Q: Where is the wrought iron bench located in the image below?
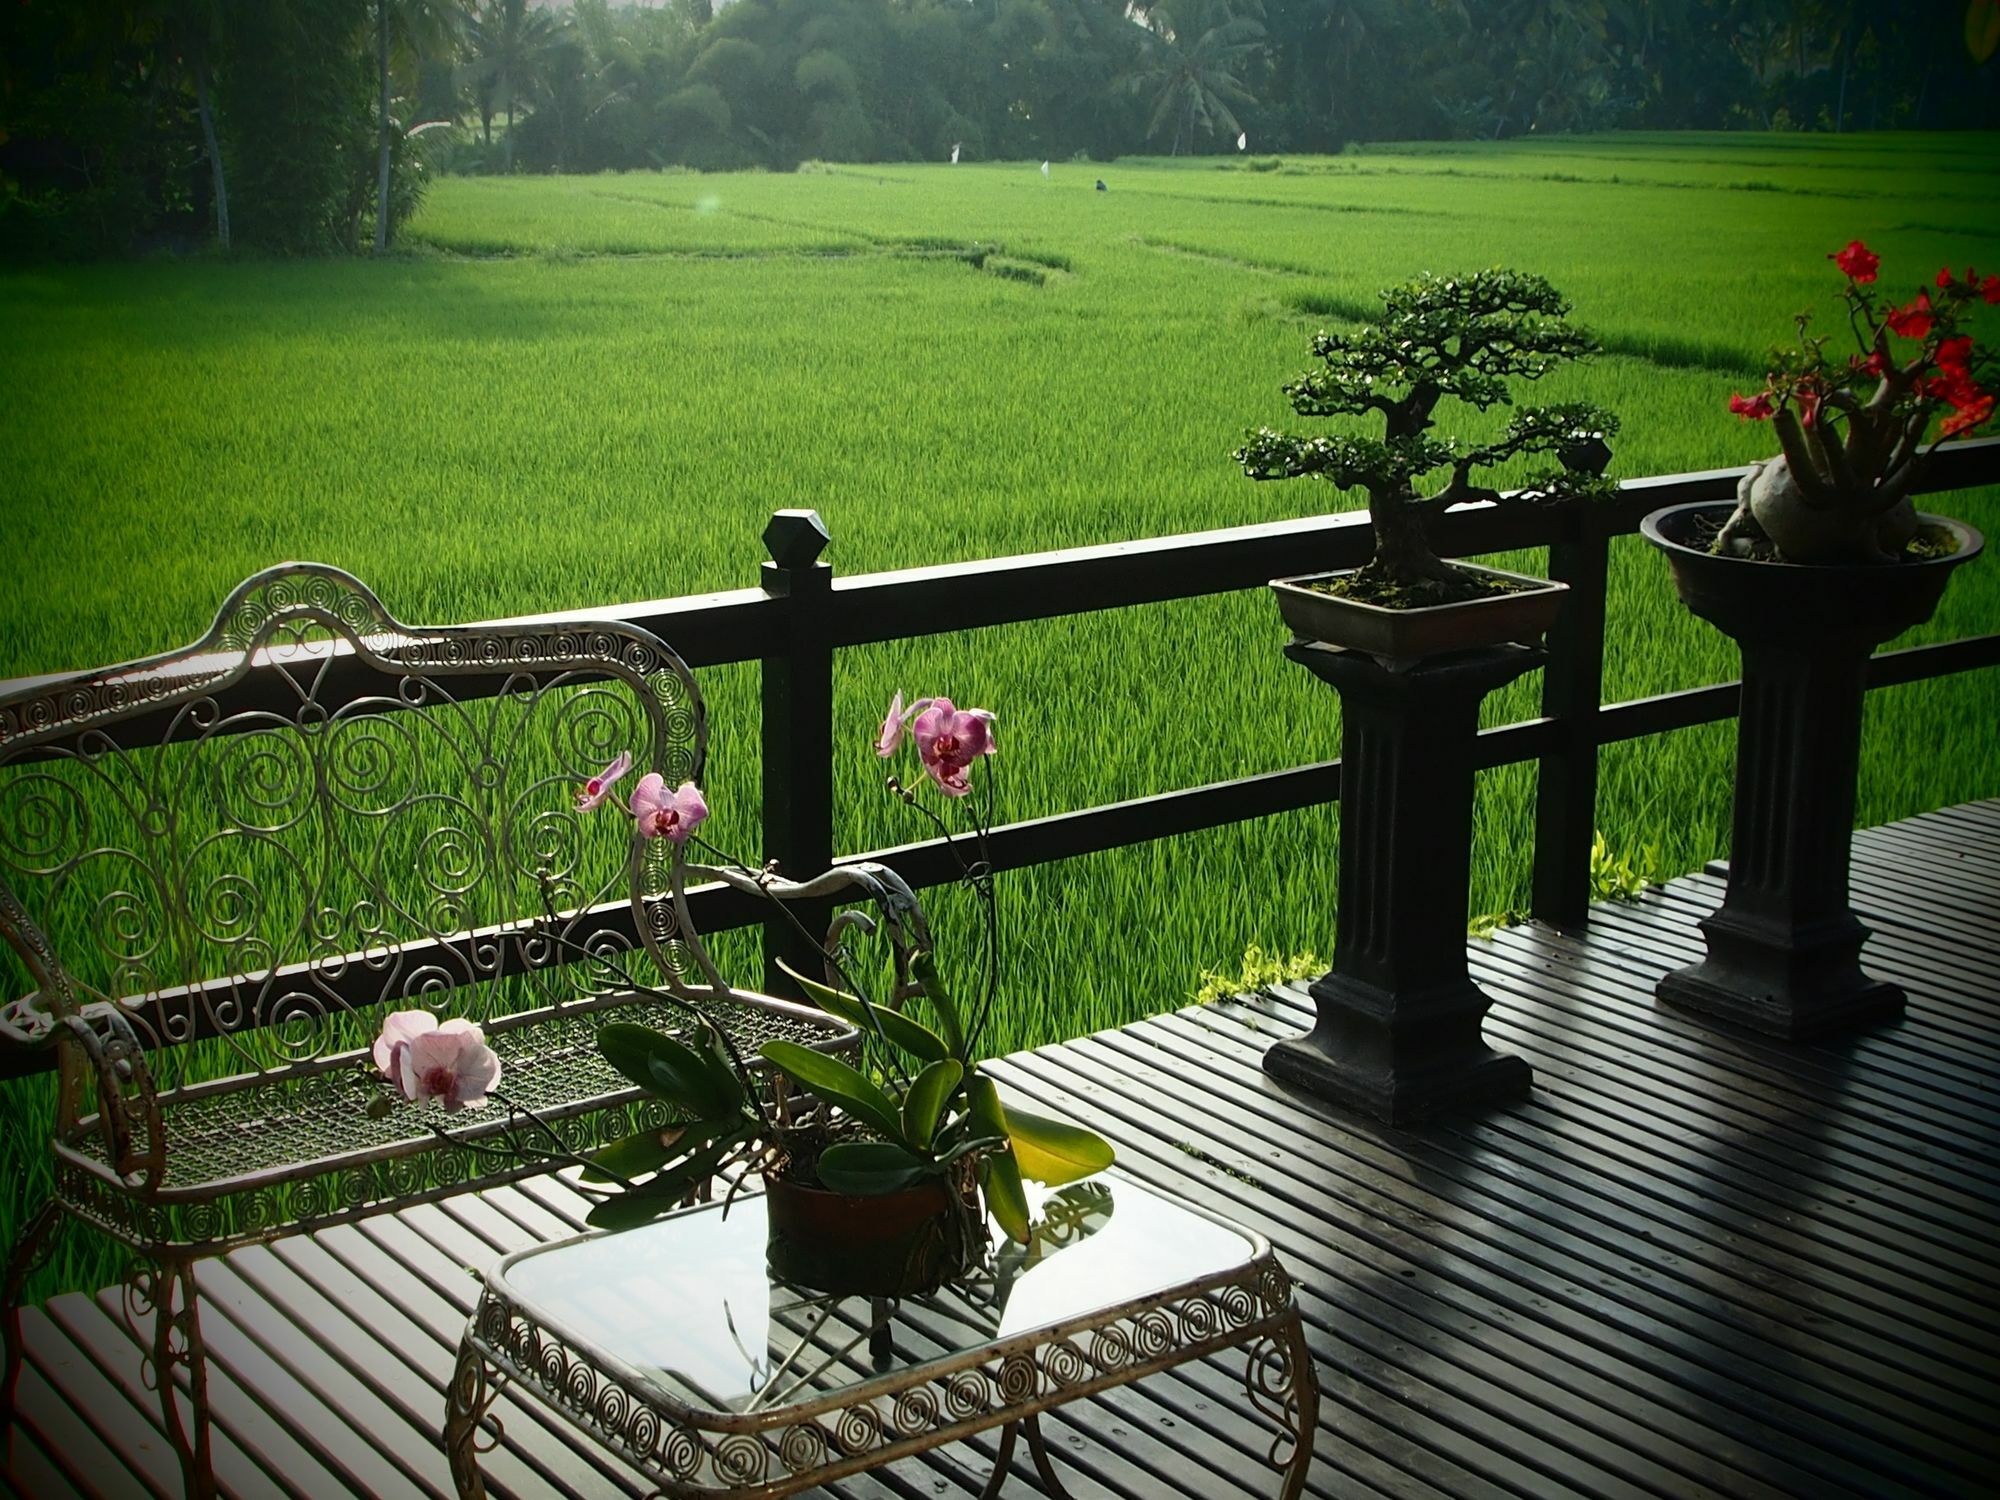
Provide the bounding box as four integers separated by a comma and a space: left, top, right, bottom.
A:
0, 564, 915, 1497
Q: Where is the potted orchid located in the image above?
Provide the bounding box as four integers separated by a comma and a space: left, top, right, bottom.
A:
369, 692, 1112, 1298
1639, 241, 1992, 1039
1237, 268, 1619, 669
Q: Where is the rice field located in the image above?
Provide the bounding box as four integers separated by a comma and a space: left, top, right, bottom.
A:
3, 132, 1998, 1298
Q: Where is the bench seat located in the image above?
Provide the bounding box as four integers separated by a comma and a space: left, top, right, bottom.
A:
51, 986, 832, 1254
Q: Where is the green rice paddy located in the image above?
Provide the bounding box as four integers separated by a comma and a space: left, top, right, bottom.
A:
3, 132, 1997, 1298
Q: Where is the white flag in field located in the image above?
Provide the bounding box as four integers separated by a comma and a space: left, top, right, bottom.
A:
950, 143, 960, 164
1237, 131, 1248, 151
1040, 161, 1050, 177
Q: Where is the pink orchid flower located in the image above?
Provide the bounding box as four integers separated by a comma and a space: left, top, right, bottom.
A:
875, 690, 907, 757
911, 698, 996, 798
575, 750, 633, 812
373, 1009, 436, 1083
374, 1011, 502, 1111
631, 773, 709, 844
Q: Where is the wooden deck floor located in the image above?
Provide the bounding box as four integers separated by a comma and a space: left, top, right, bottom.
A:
7, 800, 1998, 1499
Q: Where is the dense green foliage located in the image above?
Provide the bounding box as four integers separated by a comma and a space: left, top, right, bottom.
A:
2, 136, 1997, 1301
7, 1, 1997, 258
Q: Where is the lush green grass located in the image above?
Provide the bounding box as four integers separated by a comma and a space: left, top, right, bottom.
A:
4, 133, 1997, 1298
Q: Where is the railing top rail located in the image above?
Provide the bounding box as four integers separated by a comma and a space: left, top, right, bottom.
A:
6, 438, 1994, 694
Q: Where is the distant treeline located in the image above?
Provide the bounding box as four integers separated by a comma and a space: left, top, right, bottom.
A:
5, 0, 1996, 259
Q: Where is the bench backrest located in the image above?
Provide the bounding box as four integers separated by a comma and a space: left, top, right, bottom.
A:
0, 563, 708, 1095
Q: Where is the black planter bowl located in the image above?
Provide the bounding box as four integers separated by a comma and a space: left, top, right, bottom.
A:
1270, 563, 1566, 672
1639, 502, 1984, 650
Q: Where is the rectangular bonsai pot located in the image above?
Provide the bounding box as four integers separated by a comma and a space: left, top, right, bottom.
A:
1270, 563, 1568, 671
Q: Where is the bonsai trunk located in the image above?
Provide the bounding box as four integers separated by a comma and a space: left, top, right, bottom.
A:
1365, 489, 1461, 586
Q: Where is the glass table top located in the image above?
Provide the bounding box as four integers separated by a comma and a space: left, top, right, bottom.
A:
490, 1175, 1261, 1417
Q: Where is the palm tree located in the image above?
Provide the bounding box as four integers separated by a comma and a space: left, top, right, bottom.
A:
467, 0, 558, 173
375, 0, 468, 253
1128, 0, 1265, 156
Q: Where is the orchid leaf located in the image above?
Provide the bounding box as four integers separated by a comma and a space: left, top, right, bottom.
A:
760, 1039, 904, 1140
1005, 1103, 1115, 1187
900, 1059, 963, 1150
585, 1136, 733, 1231
777, 959, 950, 1063
579, 1124, 693, 1184
980, 1151, 1030, 1244
816, 1140, 936, 1195
968, 1075, 1030, 1242
911, 952, 966, 1059
597, 1022, 741, 1119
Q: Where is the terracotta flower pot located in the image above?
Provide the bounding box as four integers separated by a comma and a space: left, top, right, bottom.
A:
764, 1173, 983, 1298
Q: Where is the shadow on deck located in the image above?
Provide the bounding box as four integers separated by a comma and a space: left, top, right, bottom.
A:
8, 801, 1998, 1499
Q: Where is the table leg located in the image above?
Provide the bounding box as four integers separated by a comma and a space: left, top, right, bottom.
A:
444, 1338, 506, 1500
976, 1419, 1019, 1500
1246, 1312, 1319, 1500
1022, 1413, 1077, 1498
976, 1415, 1079, 1500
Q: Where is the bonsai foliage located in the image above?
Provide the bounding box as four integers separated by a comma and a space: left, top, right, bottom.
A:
1237, 269, 1620, 604
1718, 242, 1998, 564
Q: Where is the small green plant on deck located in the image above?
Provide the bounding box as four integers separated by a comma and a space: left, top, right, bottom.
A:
1467, 830, 1668, 937
1193, 943, 1324, 1004
1236, 268, 1620, 605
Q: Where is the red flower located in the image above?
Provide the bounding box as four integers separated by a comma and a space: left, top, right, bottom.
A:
1728, 392, 1775, 421
1886, 292, 1934, 339
1850, 350, 1890, 379
1829, 240, 1879, 283
1983, 275, 2000, 306
1936, 336, 1974, 378
1941, 391, 1994, 438
1795, 387, 1822, 429
1937, 266, 1955, 289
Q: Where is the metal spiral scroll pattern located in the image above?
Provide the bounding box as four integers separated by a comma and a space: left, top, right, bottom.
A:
469, 1256, 1292, 1495
0, 561, 703, 1100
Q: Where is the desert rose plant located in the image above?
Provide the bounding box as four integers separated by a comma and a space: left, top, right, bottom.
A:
1236, 268, 1620, 605
1718, 240, 1997, 564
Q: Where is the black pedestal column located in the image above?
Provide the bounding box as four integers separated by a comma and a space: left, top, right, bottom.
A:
1264, 641, 1538, 1124
1655, 636, 1900, 1037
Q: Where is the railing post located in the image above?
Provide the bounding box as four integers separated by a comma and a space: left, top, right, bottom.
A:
1531, 507, 1611, 928
760, 510, 835, 994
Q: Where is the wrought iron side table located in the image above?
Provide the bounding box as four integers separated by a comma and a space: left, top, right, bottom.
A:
444, 1176, 1318, 1498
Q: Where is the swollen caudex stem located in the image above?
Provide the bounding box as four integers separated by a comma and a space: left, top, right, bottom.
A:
1236, 269, 1620, 603
1718, 243, 1998, 565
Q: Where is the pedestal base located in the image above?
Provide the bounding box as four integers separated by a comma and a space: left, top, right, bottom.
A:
1655, 909, 1905, 1039
1264, 973, 1531, 1125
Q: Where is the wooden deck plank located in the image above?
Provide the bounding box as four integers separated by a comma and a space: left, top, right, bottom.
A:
1116, 1007, 1996, 1440
9, 1315, 162, 1500
8, 798, 1999, 1498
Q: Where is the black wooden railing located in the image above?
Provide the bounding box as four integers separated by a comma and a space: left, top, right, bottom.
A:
5, 437, 1996, 1076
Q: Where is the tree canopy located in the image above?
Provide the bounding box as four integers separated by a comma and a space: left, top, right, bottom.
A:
4, 0, 1995, 258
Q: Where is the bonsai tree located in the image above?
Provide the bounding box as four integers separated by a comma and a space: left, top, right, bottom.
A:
1236, 269, 1620, 606
1718, 241, 1996, 565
